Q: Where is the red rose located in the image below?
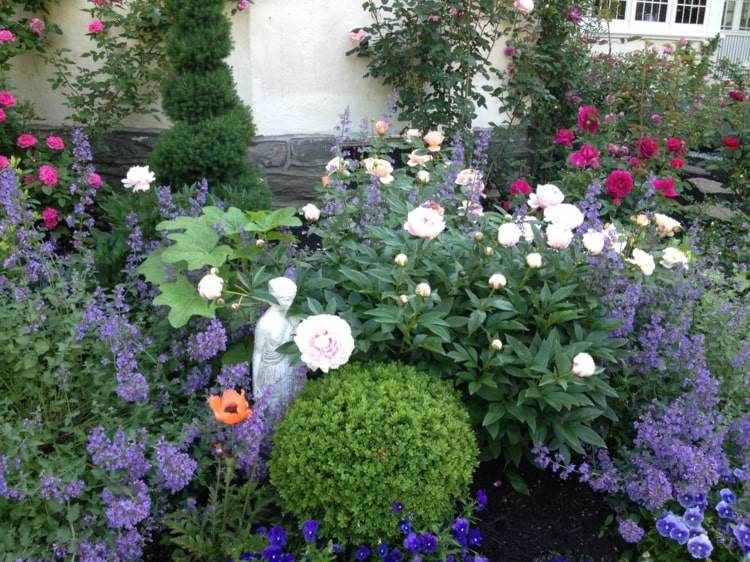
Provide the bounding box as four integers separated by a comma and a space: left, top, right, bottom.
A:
635, 137, 659, 160
42, 207, 59, 230
670, 157, 685, 169
577, 106, 600, 134
627, 157, 643, 169
723, 136, 741, 149
605, 170, 634, 199
665, 137, 686, 154
653, 178, 678, 198
729, 90, 746, 102
510, 178, 531, 196
554, 128, 576, 148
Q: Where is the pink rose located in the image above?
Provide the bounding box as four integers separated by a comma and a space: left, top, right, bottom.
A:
46, 136, 65, 151
653, 178, 678, 198
24, 175, 35, 186
510, 178, 531, 196
0, 155, 9, 169
504, 46, 517, 57
294, 314, 355, 373
566, 5, 582, 23
0, 108, 5, 122
350, 29, 369, 44
665, 137, 686, 154
554, 128, 575, 148
605, 170, 633, 200
569, 151, 587, 169
39, 164, 59, 187
449, 7, 458, 16
17, 134, 38, 149
723, 136, 741, 149
513, 0, 534, 14
650, 113, 662, 124
29, 17, 45, 36
0, 29, 16, 43
88, 20, 105, 34
627, 157, 642, 168
88, 173, 103, 188
42, 207, 59, 230
0, 91, 16, 107
428, 15, 440, 22
635, 136, 659, 159
670, 157, 685, 169
237, 0, 250, 9
577, 106, 600, 134
403, 206, 446, 239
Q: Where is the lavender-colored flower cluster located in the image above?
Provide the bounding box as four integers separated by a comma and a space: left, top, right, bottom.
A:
186, 318, 227, 363
217, 362, 252, 390
153, 437, 197, 494
102, 479, 151, 530
39, 472, 84, 504
87, 426, 151, 481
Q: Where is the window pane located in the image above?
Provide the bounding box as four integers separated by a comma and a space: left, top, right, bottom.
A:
722, 0, 736, 29
595, 0, 627, 19
675, 0, 706, 23
635, 0, 669, 21
741, 0, 750, 29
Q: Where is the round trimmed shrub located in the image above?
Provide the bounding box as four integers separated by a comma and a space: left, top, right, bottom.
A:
269, 362, 479, 545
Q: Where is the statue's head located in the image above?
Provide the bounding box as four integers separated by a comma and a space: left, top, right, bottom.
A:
269, 276, 297, 310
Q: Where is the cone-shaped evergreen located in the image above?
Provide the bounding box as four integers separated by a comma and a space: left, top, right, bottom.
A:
150, 0, 271, 208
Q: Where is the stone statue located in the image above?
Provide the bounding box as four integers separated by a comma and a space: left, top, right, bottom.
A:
252, 276, 302, 419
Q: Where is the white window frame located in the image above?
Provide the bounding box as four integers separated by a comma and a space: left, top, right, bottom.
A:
601, 0, 724, 37
722, 0, 750, 31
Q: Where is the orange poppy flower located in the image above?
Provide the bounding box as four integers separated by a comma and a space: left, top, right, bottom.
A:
208, 389, 252, 425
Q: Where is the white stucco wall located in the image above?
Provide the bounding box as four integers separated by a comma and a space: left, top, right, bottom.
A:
8, 0, 510, 135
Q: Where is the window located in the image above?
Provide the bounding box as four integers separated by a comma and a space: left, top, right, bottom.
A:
722, 0, 737, 28
741, 0, 750, 29
723, 0, 750, 30
635, 0, 670, 21
675, 0, 707, 23
596, 0, 627, 19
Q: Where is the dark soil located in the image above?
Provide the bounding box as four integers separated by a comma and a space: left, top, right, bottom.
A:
473, 461, 627, 562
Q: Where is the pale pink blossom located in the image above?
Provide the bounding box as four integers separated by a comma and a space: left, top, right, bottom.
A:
528, 183, 564, 210
350, 29, 369, 44
403, 206, 446, 239
294, 314, 355, 373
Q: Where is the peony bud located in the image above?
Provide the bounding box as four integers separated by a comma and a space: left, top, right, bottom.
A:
256, 239, 266, 248
484, 246, 495, 257
231, 303, 241, 311
416, 170, 430, 183
489, 273, 507, 290
198, 268, 224, 300
394, 253, 408, 267
374, 120, 389, 136
572, 352, 596, 377
415, 282, 432, 298
302, 203, 320, 222
321, 175, 331, 187
491, 339, 504, 352
526, 253, 543, 269
474, 231, 485, 242
635, 214, 650, 227
399, 294, 409, 304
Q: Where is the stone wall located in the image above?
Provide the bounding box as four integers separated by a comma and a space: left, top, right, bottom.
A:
91, 129, 335, 207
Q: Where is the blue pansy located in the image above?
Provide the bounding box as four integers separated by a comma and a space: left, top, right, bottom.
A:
267, 527, 287, 547
683, 507, 704, 530
720, 488, 737, 505
686, 534, 713, 559
355, 545, 371, 561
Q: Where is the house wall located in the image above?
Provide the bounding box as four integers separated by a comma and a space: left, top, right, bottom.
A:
8, 0, 510, 135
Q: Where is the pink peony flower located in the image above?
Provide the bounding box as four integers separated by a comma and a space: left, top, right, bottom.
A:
569, 152, 587, 169
729, 90, 746, 102
403, 206, 446, 239
17, 134, 38, 149
577, 106, 600, 134
670, 157, 685, 169
723, 136, 741, 149
0, 155, 9, 169
88, 173, 103, 188
294, 314, 355, 373
237, 0, 250, 9
635, 136, 659, 159
566, 5, 582, 23
0, 29, 16, 43
0, 108, 5, 122
38, 164, 58, 187
0, 90, 16, 107
605, 170, 634, 200
678, 37, 689, 46
504, 45, 517, 57
627, 157, 642, 168
428, 15, 440, 21
653, 177, 678, 198
604, 113, 616, 125
29, 17, 45, 36
42, 207, 59, 230
665, 137, 686, 154
88, 19, 105, 34
650, 113, 662, 124
449, 7, 458, 16
514, 0, 534, 14
510, 178, 531, 196
45, 136, 65, 151
554, 128, 575, 148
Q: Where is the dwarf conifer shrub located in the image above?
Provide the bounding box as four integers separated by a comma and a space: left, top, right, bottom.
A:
150, 0, 270, 208
269, 362, 479, 544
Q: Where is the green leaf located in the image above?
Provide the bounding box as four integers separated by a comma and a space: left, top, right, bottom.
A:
468, 310, 487, 335
161, 218, 233, 269
138, 246, 169, 285
245, 208, 302, 233
153, 276, 216, 328
505, 470, 530, 495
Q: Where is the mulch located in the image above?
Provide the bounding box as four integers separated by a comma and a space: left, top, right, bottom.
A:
473, 461, 628, 562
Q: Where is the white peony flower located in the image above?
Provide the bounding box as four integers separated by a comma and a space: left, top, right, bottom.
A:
627, 248, 656, 275
455, 168, 482, 186
122, 165, 156, 192
572, 353, 596, 377
415, 282, 432, 298
489, 273, 507, 290
325, 156, 349, 175
197, 268, 224, 300
528, 184, 564, 210
661, 247, 689, 269
498, 222, 522, 247
404, 128, 422, 143
545, 224, 574, 249
294, 314, 355, 373
363, 157, 395, 184
302, 203, 320, 222
526, 252, 543, 268
654, 213, 682, 237
403, 206, 446, 239
522, 217, 539, 243
582, 231, 606, 255
544, 203, 585, 230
